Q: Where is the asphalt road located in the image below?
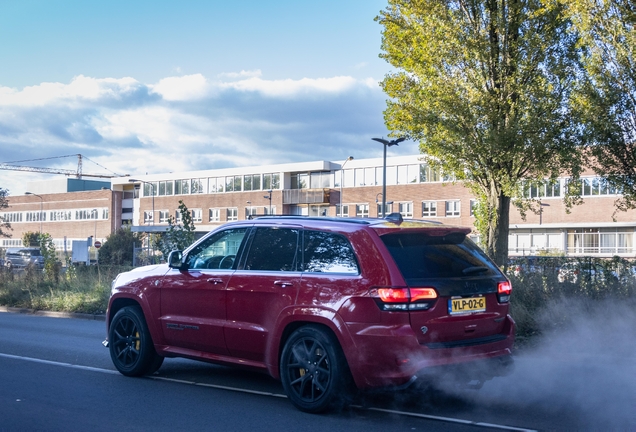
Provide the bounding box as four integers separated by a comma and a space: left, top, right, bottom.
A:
0, 312, 634, 431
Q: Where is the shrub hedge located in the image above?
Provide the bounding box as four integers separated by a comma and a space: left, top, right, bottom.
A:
1, 257, 634, 347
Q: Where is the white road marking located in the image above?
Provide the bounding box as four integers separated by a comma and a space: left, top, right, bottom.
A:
0, 352, 537, 431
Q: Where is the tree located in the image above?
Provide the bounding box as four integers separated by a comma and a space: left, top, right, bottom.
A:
98, 226, 142, 266
38, 233, 60, 282
154, 200, 196, 259
22, 231, 40, 247
377, 0, 583, 265
568, 0, 636, 212
0, 188, 11, 238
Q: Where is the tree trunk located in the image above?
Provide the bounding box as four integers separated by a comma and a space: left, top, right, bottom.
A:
486, 186, 511, 267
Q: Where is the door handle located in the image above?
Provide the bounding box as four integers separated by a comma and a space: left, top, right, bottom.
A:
274, 280, 293, 288
207, 278, 223, 285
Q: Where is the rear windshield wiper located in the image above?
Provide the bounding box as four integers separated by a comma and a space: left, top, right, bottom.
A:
462, 266, 490, 275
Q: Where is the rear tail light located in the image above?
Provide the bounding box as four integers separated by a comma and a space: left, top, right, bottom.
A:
497, 281, 512, 303
373, 287, 438, 311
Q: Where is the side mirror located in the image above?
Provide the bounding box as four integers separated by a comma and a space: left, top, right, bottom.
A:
168, 251, 184, 269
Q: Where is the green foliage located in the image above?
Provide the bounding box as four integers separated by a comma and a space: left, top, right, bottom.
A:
0, 188, 10, 238
22, 231, 40, 247
507, 255, 635, 344
98, 226, 142, 266
566, 0, 636, 213
38, 233, 60, 283
64, 255, 77, 281
377, 0, 583, 265
154, 200, 196, 259
0, 264, 127, 314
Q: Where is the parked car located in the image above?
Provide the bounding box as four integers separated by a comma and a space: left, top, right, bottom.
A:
104, 214, 515, 412
4, 247, 44, 271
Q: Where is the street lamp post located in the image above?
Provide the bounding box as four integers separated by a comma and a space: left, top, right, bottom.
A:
339, 156, 354, 216
371, 137, 405, 217
263, 190, 273, 215
25, 192, 43, 233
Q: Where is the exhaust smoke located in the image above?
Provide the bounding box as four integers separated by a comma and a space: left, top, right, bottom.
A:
465, 297, 636, 430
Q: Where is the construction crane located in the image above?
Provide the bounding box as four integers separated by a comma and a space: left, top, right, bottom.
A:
0, 154, 126, 178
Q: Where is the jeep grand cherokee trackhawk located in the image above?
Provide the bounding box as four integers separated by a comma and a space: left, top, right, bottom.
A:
104, 214, 515, 413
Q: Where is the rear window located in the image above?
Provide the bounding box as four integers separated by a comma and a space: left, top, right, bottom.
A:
380, 232, 499, 281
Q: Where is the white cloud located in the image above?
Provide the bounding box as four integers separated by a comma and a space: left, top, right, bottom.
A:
150, 74, 209, 101
0, 71, 393, 196
218, 76, 360, 98
217, 69, 263, 80
0, 75, 142, 107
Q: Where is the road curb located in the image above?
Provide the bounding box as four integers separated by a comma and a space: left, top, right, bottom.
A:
0, 306, 106, 321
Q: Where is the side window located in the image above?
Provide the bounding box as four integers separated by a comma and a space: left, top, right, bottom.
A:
186, 228, 248, 270
244, 227, 300, 271
303, 230, 359, 274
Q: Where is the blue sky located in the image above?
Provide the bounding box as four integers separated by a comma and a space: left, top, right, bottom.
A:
0, 0, 418, 195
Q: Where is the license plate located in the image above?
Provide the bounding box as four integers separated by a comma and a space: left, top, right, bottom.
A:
448, 296, 486, 315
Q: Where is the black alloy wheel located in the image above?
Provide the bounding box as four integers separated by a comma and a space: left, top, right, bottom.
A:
109, 306, 163, 376
280, 325, 350, 413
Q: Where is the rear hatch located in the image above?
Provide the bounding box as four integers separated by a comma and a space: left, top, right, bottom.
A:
378, 229, 510, 346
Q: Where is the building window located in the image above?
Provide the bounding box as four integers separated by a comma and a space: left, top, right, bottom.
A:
175, 179, 190, 195
291, 173, 309, 189
398, 202, 413, 218
143, 182, 158, 197
144, 211, 154, 224
470, 200, 477, 217
159, 210, 170, 223
356, 204, 369, 218
309, 205, 329, 217
445, 200, 460, 217
191, 209, 202, 223
209, 208, 220, 222
342, 169, 355, 188
227, 208, 238, 221
209, 177, 224, 193
523, 179, 564, 198
422, 201, 437, 217
191, 179, 205, 194
263, 173, 280, 190
245, 206, 258, 218
26, 211, 46, 222
336, 204, 349, 217
419, 164, 441, 183
50, 210, 72, 221
376, 203, 393, 216
243, 175, 253, 191
264, 206, 276, 215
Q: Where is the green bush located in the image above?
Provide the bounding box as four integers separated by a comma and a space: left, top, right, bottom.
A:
507, 256, 636, 346
0, 264, 131, 314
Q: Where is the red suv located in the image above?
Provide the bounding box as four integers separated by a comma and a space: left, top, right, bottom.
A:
105, 214, 515, 412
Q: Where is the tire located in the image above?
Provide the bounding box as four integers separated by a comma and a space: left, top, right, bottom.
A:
108, 306, 163, 377
280, 325, 352, 413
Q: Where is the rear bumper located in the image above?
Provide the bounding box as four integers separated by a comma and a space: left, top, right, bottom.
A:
346, 314, 515, 389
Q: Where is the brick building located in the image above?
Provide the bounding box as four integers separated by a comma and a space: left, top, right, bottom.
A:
2, 154, 635, 257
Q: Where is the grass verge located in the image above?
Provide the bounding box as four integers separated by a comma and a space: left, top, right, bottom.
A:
0, 265, 131, 315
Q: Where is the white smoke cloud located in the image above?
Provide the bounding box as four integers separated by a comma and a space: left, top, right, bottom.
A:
466, 297, 636, 430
